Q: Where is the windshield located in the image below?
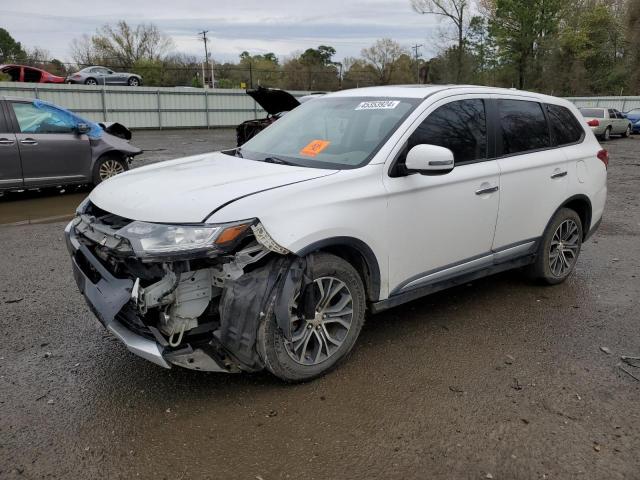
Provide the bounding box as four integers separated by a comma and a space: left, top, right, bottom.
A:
579, 108, 604, 118
238, 97, 419, 169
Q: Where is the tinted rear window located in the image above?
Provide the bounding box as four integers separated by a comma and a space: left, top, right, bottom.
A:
546, 104, 585, 146
579, 108, 604, 118
499, 100, 550, 156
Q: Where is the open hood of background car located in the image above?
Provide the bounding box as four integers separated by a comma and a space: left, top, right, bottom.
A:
89, 151, 338, 223
246, 86, 300, 116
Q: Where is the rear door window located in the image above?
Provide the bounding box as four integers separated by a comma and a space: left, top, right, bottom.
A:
546, 104, 585, 146
498, 99, 550, 156
608, 109, 616, 119
408, 99, 487, 164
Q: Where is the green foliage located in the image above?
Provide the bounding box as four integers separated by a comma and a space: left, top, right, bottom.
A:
0, 71, 11, 82
0, 27, 26, 63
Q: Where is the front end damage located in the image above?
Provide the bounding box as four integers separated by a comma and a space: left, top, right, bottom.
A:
65, 201, 308, 372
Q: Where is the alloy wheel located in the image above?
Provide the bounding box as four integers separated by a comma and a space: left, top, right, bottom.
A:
549, 219, 580, 277
285, 276, 354, 366
86, 79, 97, 86
99, 159, 125, 180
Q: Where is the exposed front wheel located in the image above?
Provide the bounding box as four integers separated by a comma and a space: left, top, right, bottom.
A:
527, 208, 583, 285
257, 253, 366, 382
92, 155, 128, 185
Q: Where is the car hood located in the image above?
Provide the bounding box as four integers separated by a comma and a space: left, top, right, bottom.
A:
89, 151, 338, 223
247, 87, 300, 115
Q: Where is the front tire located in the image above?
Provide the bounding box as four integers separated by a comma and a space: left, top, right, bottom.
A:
92, 155, 128, 185
257, 253, 366, 382
528, 208, 583, 285
624, 124, 631, 138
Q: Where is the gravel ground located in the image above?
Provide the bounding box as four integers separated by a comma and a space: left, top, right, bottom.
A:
0, 130, 639, 480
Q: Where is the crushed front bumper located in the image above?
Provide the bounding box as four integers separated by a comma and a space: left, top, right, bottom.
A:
65, 220, 228, 372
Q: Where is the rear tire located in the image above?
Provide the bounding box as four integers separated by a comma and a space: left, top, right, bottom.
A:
602, 127, 611, 141
84, 78, 98, 86
257, 253, 366, 382
527, 208, 583, 285
127, 77, 140, 86
92, 154, 128, 185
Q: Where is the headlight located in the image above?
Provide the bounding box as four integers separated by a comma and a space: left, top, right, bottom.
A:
117, 220, 254, 257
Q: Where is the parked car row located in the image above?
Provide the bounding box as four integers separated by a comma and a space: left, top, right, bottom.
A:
579, 107, 632, 140
1, 64, 143, 86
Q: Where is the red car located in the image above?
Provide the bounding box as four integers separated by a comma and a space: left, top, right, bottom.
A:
0, 64, 65, 83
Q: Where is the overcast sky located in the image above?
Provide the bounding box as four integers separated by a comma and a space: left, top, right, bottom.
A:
1, 0, 446, 64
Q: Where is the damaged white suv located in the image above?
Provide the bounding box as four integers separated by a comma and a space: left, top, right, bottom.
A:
66, 86, 607, 381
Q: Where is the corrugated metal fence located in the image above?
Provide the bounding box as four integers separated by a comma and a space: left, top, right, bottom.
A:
2, 82, 639, 129
566, 96, 640, 111
0, 82, 311, 129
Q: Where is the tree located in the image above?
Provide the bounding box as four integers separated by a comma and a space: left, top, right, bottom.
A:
71, 21, 173, 68
411, 0, 469, 82
485, 0, 564, 89
361, 38, 407, 84
0, 28, 26, 63
627, 0, 640, 93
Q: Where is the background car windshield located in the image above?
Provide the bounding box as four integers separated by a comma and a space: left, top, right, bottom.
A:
240, 97, 418, 168
579, 108, 604, 118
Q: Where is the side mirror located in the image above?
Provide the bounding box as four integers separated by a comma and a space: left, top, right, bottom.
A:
75, 122, 91, 135
405, 144, 455, 174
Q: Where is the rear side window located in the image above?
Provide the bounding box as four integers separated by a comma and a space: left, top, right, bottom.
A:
409, 99, 487, 164
498, 99, 550, 155
579, 108, 604, 118
0, 104, 8, 132
546, 104, 585, 146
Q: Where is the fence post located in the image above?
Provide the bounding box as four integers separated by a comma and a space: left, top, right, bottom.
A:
157, 90, 162, 130
205, 89, 210, 129
101, 88, 107, 121
622, 98, 627, 113
34, 86, 39, 99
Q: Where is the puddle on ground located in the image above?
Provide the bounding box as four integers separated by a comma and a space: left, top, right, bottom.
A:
0, 187, 89, 226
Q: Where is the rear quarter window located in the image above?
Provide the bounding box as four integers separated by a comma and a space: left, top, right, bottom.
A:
546, 104, 585, 146
498, 99, 550, 156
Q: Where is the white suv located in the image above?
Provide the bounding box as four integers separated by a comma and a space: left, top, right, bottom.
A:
66, 86, 607, 381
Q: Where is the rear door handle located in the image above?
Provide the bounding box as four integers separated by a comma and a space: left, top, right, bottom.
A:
551, 171, 567, 179
0, 138, 15, 145
20, 138, 38, 145
475, 185, 499, 195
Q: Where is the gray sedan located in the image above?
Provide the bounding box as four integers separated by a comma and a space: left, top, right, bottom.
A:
66, 66, 143, 86
0, 97, 142, 190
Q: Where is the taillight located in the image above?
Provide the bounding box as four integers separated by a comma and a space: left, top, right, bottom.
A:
597, 149, 609, 169
587, 119, 600, 127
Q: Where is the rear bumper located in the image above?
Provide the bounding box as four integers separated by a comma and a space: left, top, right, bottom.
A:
65, 221, 227, 372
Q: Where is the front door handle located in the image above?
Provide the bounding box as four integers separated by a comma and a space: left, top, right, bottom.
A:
20, 138, 38, 145
0, 138, 15, 145
475, 185, 499, 195
551, 171, 567, 179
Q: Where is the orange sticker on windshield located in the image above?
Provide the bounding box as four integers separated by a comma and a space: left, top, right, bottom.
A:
300, 139, 330, 157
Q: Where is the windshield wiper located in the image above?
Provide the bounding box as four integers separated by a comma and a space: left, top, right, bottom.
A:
263, 156, 295, 165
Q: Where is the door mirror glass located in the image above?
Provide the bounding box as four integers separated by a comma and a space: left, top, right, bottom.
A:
405, 144, 455, 174
76, 122, 91, 134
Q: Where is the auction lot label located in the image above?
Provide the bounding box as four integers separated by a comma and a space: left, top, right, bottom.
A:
355, 100, 400, 110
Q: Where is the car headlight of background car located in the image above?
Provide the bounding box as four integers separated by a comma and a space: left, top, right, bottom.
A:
117, 220, 255, 257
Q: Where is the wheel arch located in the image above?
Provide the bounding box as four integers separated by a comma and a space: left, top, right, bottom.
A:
295, 237, 381, 302
557, 194, 592, 238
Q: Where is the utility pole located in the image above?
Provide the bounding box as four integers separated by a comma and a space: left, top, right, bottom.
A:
411, 44, 423, 84
199, 30, 210, 88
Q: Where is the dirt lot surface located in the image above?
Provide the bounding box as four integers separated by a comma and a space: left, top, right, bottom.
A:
1, 129, 639, 479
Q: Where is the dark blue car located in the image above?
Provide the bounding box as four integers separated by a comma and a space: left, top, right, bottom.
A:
624, 108, 640, 133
